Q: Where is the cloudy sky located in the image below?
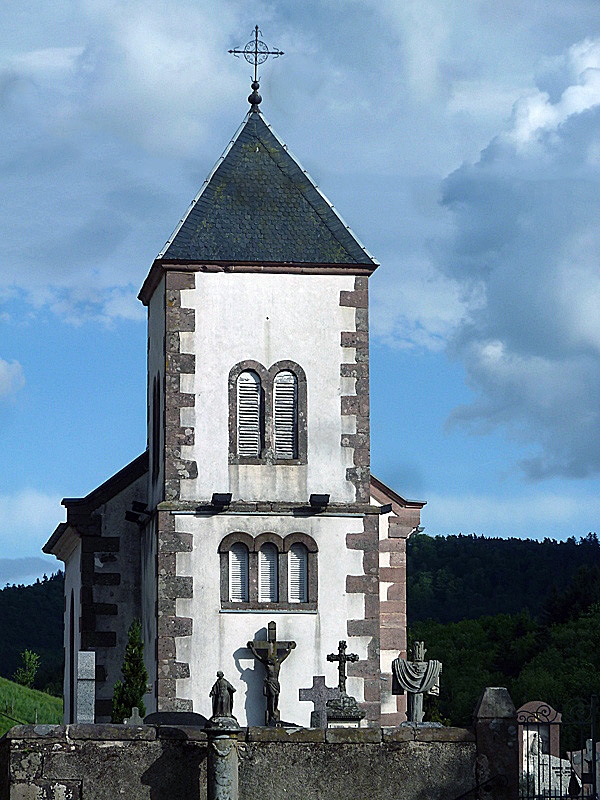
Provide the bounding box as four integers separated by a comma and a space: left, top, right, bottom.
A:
2, 0, 600, 585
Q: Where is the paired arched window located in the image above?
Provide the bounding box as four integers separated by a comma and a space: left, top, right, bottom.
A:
229, 361, 306, 464
220, 533, 316, 610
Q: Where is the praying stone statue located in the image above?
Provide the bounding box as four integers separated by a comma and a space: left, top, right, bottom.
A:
392, 641, 442, 724
210, 671, 236, 719
248, 621, 296, 726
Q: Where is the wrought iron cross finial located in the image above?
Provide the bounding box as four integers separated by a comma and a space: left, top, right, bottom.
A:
229, 26, 284, 111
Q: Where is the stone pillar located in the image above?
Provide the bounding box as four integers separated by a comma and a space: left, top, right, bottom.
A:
474, 687, 518, 800
206, 721, 241, 800
76, 651, 96, 724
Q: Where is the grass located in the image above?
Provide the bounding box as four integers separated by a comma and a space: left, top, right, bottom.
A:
0, 676, 62, 736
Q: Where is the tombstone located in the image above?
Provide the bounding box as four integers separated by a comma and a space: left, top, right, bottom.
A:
299, 676, 340, 728
124, 707, 144, 726
75, 651, 95, 724
391, 641, 442, 724
325, 641, 365, 728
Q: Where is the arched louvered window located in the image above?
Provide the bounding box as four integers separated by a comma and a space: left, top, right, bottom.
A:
237, 370, 262, 457
229, 543, 249, 602
273, 370, 298, 459
258, 543, 279, 603
288, 543, 308, 603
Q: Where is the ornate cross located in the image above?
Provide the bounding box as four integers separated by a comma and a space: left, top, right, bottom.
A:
229, 26, 284, 83
327, 640, 359, 695
229, 26, 284, 111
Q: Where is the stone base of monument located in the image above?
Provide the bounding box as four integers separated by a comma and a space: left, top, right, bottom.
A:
206, 715, 241, 732
326, 692, 366, 728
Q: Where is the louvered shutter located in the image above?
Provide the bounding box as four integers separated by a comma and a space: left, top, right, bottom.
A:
288, 543, 308, 603
258, 543, 279, 602
274, 371, 298, 459
229, 543, 249, 602
237, 371, 261, 457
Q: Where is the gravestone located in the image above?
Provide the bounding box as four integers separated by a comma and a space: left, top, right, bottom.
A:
392, 641, 442, 724
325, 641, 365, 728
76, 651, 96, 724
299, 676, 340, 728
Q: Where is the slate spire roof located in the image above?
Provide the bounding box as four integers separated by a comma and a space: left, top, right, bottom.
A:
157, 111, 378, 268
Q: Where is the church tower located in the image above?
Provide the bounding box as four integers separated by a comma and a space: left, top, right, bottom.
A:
45, 50, 424, 728
138, 84, 386, 724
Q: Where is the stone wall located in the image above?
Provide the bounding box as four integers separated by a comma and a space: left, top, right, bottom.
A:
1, 724, 475, 800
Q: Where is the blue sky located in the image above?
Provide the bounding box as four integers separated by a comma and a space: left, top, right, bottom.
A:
2, 0, 600, 585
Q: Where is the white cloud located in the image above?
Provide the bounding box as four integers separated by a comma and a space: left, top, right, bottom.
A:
0, 490, 63, 559
440, 36, 600, 479
0, 358, 24, 398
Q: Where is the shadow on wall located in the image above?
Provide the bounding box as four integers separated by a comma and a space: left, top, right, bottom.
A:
234, 631, 267, 727
141, 741, 207, 800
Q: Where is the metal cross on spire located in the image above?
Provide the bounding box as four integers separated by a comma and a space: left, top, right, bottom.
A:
229, 25, 284, 111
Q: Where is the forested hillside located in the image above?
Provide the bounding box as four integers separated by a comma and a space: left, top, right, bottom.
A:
408, 534, 600, 726
407, 532, 600, 623
0, 572, 63, 695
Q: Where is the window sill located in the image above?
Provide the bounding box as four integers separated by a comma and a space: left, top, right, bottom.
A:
221, 602, 317, 613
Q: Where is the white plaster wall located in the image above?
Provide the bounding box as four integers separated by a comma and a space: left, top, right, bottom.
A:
174, 512, 369, 727
147, 277, 165, 509
178, 272, 357, 503
63, 541, 82, 724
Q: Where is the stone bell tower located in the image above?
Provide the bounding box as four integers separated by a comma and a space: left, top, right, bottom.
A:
136, 48, 389, 723
45, 31, 424, 729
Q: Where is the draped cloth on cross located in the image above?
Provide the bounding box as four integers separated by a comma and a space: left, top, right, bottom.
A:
392, 642, 442, 724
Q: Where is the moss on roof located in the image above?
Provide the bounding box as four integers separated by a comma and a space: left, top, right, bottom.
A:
162, 113, 376, 266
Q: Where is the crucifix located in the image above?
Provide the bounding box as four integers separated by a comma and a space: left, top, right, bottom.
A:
247, 621, 296, 726
229, 26, 284, 111
327, 640, 359, 694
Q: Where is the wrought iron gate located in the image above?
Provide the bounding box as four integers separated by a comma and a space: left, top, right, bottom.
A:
518, 696, 598, 799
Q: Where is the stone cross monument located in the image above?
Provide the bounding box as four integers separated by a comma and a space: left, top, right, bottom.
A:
325, 640, 365, 727
247, 621, 296, 726
392, 641, 442, 724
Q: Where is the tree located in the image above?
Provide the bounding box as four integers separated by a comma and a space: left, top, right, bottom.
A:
111, 620, 149, 723
12, 649, 40, 688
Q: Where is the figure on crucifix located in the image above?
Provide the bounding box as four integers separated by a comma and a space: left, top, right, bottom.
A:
247, 621, 296, 726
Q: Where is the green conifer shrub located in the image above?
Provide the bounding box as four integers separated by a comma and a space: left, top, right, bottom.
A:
111, 619, 148, 723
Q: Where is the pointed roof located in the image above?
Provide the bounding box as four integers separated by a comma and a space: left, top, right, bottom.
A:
157, 111, 378, 268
